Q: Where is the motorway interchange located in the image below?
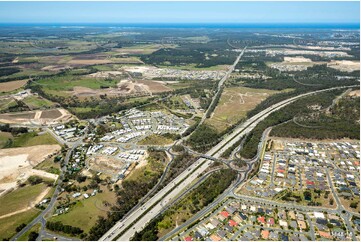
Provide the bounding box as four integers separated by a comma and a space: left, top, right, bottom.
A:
8, 46, 359, 241
100, 84, 359, 241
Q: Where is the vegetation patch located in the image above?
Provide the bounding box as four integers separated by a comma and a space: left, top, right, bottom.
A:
5, 131, 58, 148
137, 134, 174, 146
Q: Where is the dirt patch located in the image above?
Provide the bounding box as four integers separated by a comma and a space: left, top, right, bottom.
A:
137, 80, 172, 93
348, 90, 360, 97
40, 109, 62, 119
284, 56, 313, 63
87, 156, 126, 176
0, 108, 73, 125
0, 80, 27, 92
41, 65, 71, 72
327, 60, 360, 72
0, 145, 60, 194
271, 139, 285, 150
0, 112, 35, 120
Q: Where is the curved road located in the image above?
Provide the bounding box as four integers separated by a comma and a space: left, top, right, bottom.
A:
100, 84, 358, 241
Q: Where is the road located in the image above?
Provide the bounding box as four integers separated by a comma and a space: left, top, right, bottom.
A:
11, 139, 83, 241
199, 47, 246, 125
100, 84, 358, 241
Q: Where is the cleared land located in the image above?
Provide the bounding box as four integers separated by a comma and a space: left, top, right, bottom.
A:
0, 144, 60, 195
327, 60, 360, 72
0, 108, 73, 125
0, 80, 27, 92
206, 86, 280, 132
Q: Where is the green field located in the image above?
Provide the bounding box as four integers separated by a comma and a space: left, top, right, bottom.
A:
0, 98, 18, 111
17, 223, 41, 241
22, 95, 56, 109
0, 209, 40, 240
7, 132, 58, 148
48, 188, 116, 234
0, 183, 48, 217
33, 75, 119, 92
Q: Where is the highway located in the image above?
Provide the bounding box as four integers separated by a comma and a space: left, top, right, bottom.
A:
100, 84, 358, 241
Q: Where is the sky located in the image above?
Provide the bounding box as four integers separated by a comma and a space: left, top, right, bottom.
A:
0, 1, 359, 24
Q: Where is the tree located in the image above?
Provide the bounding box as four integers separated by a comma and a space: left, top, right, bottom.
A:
15, 223, 26, 232
28, 176, 43, 185
28, 231, 39, 241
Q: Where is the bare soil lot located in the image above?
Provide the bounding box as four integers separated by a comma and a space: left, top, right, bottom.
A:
87, 156, 125, 176
327, 60, 360, 72
40, 109, 62, 119
0, 145, 60, 195
137, 80, 172, 93
0, 108, 73, 125
0, 80, 27, 92
348, 89, 360, 97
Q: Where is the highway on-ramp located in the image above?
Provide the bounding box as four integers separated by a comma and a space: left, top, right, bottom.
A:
100, 85, 358, 241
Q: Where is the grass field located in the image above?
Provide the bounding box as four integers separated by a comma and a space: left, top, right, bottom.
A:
206, 86, 281, 132
0, 98, 18, 112
116, 44, 177, 55
33, 75, 119, 93
137, 134, 173, 146
0, 131, 13, 148
0, 183, 48, 217
0, 209, 40, 240
17, 223, 41, 241
7, 132, 58, 148
48, 187, 116, 234
22, 95, 56, 110
158, 64, 229, 71
34, 154, 61, 175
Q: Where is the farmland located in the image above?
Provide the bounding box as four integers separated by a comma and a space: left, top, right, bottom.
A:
0, 80, 27, 93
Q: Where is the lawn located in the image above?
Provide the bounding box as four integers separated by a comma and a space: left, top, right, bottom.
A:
0, 209, 40, 240
0, 183, 48, 217
48, 188, 116, 234
7, 132, 58, 148
205, 86, 281, 132
17, 223, 41, 241
137, 134, 173, 146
